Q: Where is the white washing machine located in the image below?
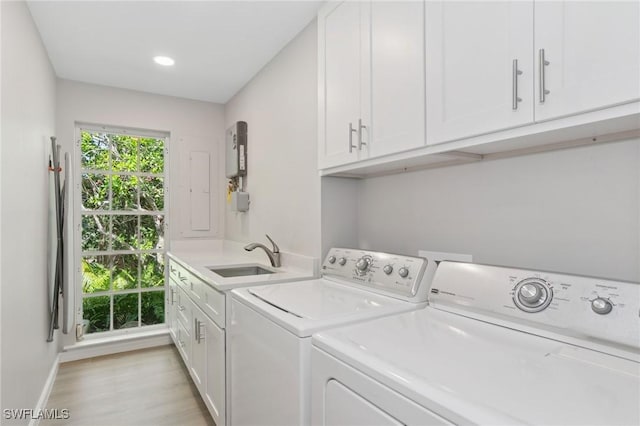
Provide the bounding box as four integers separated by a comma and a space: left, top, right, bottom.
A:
312, 261, 640, 425
229, 248, 438, 425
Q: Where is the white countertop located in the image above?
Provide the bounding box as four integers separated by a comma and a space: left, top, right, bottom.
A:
167, 239, 319, 292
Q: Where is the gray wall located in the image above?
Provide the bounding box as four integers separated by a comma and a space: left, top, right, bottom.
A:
223, 20, 320, 258
1, 2, 61, 421
356, 139, 640, 282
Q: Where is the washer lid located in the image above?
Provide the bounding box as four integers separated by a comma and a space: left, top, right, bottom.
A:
232, 279, 420, 337
312, 307, 640, 425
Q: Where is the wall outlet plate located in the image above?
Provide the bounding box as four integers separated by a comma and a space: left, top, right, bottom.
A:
231, 191, 250, 212
418, 250, 472, 263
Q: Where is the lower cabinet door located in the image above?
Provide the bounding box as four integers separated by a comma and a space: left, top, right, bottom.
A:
176, 321, 191, 365
191, 307, 226, 426
167, 280, 178, 340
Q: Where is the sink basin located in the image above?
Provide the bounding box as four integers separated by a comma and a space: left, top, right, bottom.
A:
208, 265, 275, 278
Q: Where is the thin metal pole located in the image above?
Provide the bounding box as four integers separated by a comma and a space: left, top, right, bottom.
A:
47, 137, 63, 342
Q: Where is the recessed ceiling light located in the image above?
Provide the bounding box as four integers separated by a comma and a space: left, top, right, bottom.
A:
153, 56, 175, 66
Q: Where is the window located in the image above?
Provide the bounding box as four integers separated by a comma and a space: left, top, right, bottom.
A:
77, 128, 167, 335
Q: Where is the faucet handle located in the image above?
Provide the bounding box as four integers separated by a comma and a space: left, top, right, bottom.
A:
265, 234, 279, 253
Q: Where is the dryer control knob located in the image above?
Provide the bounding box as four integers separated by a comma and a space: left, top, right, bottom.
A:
513, 278, 552, 313
338, 257, 347, 266
398, 267, 409, 278
383, 265, 393, 275
328, 255, 336, 264
519, 283, 543, 304
591, 298, 613, 315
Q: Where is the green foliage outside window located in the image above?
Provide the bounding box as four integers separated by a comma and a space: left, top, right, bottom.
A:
80, 131, 166, 334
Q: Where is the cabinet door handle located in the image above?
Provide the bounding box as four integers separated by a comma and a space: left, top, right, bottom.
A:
357, 118, 367, 149
512, 59, 523, 110
538, 49, 550, 103
194, 318, 204, 343
170, 289, 175, 305
348, 123, 357, 153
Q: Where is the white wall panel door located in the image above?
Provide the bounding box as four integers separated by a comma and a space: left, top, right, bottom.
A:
425, 1, 534, 145
320, 1, 362, 168
534, 1, 640, 121
368, 1, 425, 158
189, 151, 210, 231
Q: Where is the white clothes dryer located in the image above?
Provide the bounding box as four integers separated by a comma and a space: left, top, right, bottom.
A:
229, 248, 438, 425
311, 261, 640, 425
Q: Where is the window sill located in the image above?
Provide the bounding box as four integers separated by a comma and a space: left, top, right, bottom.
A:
61, 327, 171, 362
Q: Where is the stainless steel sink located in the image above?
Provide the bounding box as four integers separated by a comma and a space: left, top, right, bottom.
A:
208, 265, 276, 278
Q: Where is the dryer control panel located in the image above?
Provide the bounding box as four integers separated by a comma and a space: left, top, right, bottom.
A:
321, 248, 428, 303
429, 261, 640, 356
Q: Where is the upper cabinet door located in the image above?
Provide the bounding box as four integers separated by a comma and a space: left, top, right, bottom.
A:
319, 1, 362, 169
425, 1, 534, 145
367, 1, 426, 158
534, 1, 640, 121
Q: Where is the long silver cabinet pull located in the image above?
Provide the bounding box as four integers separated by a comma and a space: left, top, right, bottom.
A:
539, 49, 550, 103
194, 318, 204, 343
348, 123, 357, 153
170, 289, 175, 305
512, 59, 523, 110
358, 118, 367, 149
198, 321, 204, 343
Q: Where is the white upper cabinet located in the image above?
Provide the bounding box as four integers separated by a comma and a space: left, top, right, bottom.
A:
319, 1, 640, 176
368, 1, 425, 158
319, 1, 426, 168
320, 1, 363, 168
425, 1, 534, 145
534, 1, 640, 121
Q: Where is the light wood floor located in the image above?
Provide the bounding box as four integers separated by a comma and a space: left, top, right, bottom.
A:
43, 345, 214, 426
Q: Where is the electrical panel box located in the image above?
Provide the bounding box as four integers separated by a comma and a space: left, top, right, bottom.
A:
226, 121, 247, 178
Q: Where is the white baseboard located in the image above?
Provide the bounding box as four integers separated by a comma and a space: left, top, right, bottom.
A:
60, 329, 172, 363
28, 353, 60, 426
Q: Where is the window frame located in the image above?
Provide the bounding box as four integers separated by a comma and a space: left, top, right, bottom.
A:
74, 123, 170, 339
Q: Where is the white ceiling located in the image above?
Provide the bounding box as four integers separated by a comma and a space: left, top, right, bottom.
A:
27, 1, 322, 104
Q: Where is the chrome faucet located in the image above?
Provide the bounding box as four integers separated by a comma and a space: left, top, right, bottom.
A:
244, 234, 281, 268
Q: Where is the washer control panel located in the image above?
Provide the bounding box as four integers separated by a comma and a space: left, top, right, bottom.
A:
429, 262, 640, 352
321, 248, 428, 301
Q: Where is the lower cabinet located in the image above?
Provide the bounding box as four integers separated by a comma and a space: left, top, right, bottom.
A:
191, 304, 226, 426
168, 260, 226, 426
167, 279, 179, 340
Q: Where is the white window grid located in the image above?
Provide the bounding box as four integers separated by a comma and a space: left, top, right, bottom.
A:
75, 125, 170, 336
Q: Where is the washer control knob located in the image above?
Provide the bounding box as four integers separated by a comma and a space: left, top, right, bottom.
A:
355, 257, 371, 272
398, 267, 409, 278
591, 298, 613, 315
328, 255, 336, 264
338, 257, 347, 266
383, 265, 394, 275
519, 283, 543, 304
